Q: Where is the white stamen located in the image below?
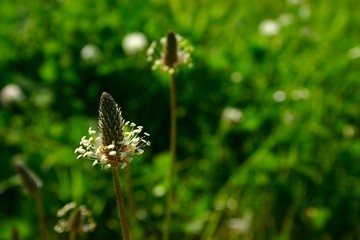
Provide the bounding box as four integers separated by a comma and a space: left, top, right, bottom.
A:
88, 127, 96, 135
121, 163, 128, 169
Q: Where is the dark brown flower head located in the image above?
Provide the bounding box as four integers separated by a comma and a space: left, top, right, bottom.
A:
99, 92, 124, 147
75, 92, 150, 169
164, 31, 178, 69
15, 160, 43, 194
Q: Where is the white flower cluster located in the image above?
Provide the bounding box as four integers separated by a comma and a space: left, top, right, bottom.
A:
75, 122, 150, 169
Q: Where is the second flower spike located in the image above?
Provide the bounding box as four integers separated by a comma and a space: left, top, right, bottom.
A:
75, 92, 150, 169
147, 31, 193, 74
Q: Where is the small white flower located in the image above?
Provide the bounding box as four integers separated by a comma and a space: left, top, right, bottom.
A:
278, 13, 294, 26
283, 111, 295, 125
291, 88, 310, 100
230, 72, 243, 83
299, 5, 311, 20
226, 211, 252, 234
258, 19, 280, 36
122, 32, 148, 55
80, 44, 101, 63
0, 84, 24, 107
348, 46, 360, 59
343, 125, 356, 138
222, 107, 243, 124
273, 90, 286, 102
152, 184, 166, 197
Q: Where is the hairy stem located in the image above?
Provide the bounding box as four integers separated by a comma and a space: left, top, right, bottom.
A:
33, 191, 46, 240
112, 167, 131, 240
163, 72, 177, 240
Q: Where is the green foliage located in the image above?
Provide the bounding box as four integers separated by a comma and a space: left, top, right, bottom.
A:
1, 0, 359, 239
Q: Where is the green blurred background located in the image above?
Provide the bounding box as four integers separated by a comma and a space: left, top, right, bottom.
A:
0, 0, 359, 239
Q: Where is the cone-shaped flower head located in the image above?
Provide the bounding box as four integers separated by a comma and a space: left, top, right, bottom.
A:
164, 32, 178, 69
147, 31, 193, 74
15, 160, 43, 194
75, 92, 150, 169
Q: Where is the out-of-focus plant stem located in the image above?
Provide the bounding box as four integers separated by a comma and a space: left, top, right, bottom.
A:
33, 191, 47, 240
163, 72, 177, 240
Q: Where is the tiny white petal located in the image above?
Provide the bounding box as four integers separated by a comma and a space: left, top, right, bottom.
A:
109, 151, 117, 156
108, 144, 115, 149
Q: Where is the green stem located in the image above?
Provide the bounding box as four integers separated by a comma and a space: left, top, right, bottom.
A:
33, 191, 46, 240
163, 72, 177, 240
69, 230, 77, 240
111, 167, 131, 240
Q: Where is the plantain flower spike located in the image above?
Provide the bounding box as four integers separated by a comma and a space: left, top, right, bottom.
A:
147, 31, 193, 74
75, 92, 150, 169
54, 202, 96, 234
15, 160, 43, 194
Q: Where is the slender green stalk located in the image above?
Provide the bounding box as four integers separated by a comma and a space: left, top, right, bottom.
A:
163, 72, 177, 240
111, 166, 131, 240
69, 230, 77, 240
33, 191, 46, 240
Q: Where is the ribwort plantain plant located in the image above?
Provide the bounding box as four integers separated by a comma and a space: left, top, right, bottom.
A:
15, 160, 46, 240
75, 92, 150, 240
148, 31, 193, 240
54, 202, 96, 240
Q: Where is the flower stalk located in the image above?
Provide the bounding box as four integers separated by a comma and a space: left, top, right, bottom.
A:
163, 71, 177, 240
112, 166, 131, 240
15, 161, 46, 240
148, 31, 193, 240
